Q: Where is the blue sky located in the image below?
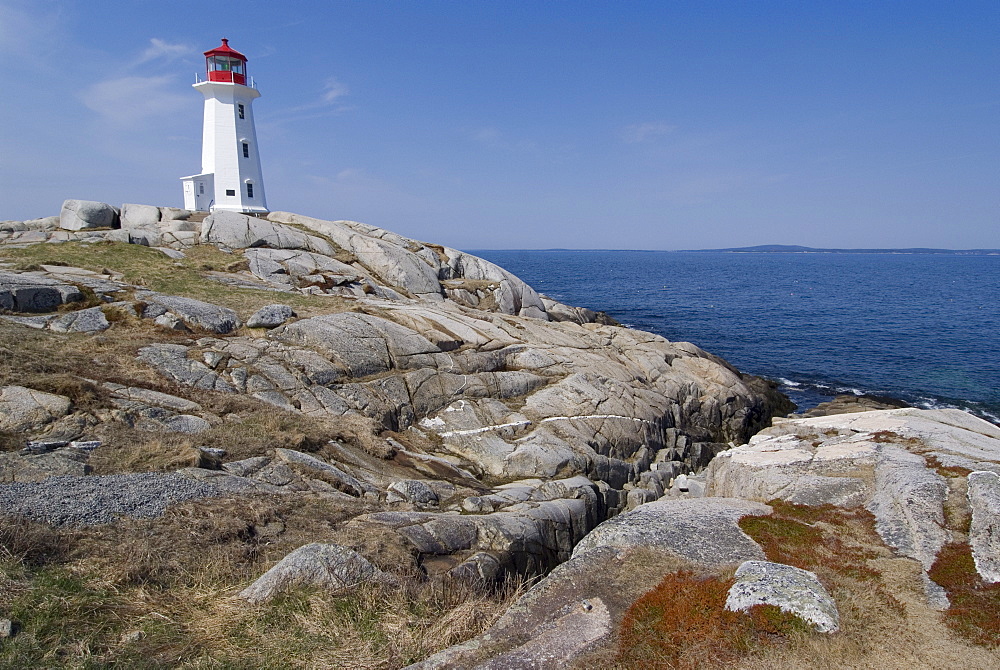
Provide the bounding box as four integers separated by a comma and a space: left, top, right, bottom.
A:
1, 0, 997, 250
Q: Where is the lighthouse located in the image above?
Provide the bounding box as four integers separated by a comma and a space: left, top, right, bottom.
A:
180, 39, 268, 214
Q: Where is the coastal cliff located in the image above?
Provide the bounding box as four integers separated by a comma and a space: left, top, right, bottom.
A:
1, 202, 998, 668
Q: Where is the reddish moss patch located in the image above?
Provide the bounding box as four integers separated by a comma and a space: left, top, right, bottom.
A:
929, 542, 1000, 646
924, 455, 973, 478
617, 570, 807, 668
739, 502, 881, 576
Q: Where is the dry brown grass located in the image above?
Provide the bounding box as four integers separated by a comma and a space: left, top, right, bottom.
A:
0, 492, 522, 668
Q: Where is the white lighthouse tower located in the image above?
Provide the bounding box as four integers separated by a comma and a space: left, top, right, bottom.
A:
180, 39, 268, 214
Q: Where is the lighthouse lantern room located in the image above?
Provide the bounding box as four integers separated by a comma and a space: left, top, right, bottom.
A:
180, 39, 268, 214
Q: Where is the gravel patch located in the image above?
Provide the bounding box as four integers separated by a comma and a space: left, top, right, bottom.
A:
0, 472, 226, 526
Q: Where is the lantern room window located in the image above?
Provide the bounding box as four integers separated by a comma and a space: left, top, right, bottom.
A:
204, 39, 248, 84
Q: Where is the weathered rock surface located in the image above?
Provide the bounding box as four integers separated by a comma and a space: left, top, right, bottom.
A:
59, 199, 118, 231
240, 543, 390, 604
968, 470, 1000, 583
49, 306, 111, 333
0, 386, 72, 433
0, 271, 84, 312
725, 560, 840, 633
120, 203, 161, 228
0, 203, 807, 665
572, 497, 770, 566
706, 408, 1000, 600
246, 303, 296, 328
138, 292, 241, 334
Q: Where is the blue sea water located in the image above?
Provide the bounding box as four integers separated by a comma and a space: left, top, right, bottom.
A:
471, 250, 1000, 423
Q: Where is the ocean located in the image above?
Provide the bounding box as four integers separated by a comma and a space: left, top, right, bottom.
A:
471, 250, 1000, 423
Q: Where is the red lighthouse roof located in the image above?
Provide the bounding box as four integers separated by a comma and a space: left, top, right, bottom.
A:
204, 38, 247, 61
204, 38, 248, 85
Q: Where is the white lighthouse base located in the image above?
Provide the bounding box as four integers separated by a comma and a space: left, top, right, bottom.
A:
180, 173, 214, 212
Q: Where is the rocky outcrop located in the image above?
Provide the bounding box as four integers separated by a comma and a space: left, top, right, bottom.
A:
0, 201, 803, 665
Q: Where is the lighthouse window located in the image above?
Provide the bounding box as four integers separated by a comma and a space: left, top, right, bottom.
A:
238, 104, 245, 119
198, 183, 204, 195
242, 142, 249, 158
226, 189, 236, 196
247, 183, 254, 198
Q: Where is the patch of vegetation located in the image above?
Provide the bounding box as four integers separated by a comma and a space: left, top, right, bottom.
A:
739, 502, 885, 582
0, 241, 351, 318
924, 454, 974, 478
617, 570, 808, 668
740, 502, 904, 617
929, 542, 1000, 646
0, 495, 522, 668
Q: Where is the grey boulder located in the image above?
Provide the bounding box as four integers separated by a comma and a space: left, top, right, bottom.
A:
49, 306, 110, 333
139, 293, 241, 334
246, 304, 296, 328
387, 479, 438, 504
59, 200, 118, 230
119, 203, 161, 228
240, 543, 389, 604
725, 560, 840, 633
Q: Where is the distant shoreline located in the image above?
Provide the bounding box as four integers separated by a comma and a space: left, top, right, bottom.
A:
466, 247, 1000, 255
682, 244, 1000, 255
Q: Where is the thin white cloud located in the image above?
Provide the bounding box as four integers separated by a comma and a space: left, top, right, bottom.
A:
621, 122, 677, 144
138, 38, 191, 63
80, 75, 188, 126
322, 77, 349, 103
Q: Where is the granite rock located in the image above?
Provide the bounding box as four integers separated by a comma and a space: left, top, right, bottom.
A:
725, 560, 840, 633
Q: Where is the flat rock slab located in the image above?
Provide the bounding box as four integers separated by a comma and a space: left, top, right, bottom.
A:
968, 471, 1000, 583
571, 497, 771, 568
49, 306, 110, 333
725, 560, 840, 633
0, 386, 72, 433
0, 271, 84, 313
240, 543, 389, 604
0, 472, 222, 525
139, 293, 240, 334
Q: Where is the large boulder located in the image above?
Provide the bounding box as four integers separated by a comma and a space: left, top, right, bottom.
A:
239, 543, 390, 604
119, 203, 161, 228
59, 200, 118, 230
725, 560, 840, 633
246, 304, 296, 329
